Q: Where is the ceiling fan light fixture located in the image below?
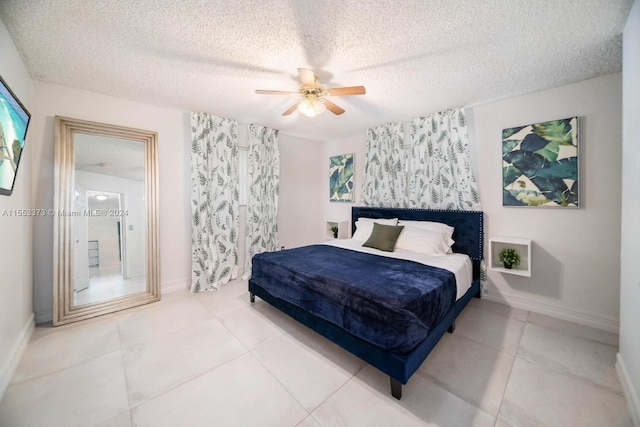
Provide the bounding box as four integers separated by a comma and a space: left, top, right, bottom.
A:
297, 96, 326, 117
297, 98, 315, 117
256, 68, 364, 117
314, 98, 327, 115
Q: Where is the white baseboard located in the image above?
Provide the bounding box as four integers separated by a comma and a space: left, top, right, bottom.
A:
484, 292, 619, 333
0, 313, 34, 401
162, 279, 190, 294
616, 353, 640, 427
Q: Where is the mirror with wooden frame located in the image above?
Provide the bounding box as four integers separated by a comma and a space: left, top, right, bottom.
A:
53, 116, 160, 325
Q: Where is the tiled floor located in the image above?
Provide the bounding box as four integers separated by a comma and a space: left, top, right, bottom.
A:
0, 279, 632, 426
75, 265, 146, 306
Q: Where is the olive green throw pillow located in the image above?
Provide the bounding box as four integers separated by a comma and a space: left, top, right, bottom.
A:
362, 223, 405, 252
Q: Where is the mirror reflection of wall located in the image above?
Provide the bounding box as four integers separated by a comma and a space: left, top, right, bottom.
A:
73, 134, 146, 306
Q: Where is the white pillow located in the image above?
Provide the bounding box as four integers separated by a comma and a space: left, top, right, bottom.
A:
356, 217, 398, 223
352, 218, 398, 242
395, 225, 454, 255
397, 220, 454, 240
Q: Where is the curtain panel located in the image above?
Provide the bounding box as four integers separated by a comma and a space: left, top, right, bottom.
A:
361, 122, 406, 207
242, 124, 280, 279
190, 113, 239, 292
408, 108, 481, 210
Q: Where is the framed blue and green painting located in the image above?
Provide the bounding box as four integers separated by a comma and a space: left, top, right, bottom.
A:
329, 153, 354, 202
502, 117, 578, 207
0, 74, 31, 196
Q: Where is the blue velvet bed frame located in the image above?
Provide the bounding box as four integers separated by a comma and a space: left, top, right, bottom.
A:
248, 207, 484, 399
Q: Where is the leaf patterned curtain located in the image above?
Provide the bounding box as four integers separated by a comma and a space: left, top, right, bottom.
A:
361, 122, 406, 207
190, 112, 239, 292
408, 108, 481, 210
242, 124, 280, 279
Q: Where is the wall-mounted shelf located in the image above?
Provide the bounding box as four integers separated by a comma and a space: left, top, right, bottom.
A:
326, 220, 348, 240
88, 240, 100, 268
489, 236, 531, 277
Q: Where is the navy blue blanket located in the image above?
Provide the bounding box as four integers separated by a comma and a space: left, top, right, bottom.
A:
251, 245, 457, 354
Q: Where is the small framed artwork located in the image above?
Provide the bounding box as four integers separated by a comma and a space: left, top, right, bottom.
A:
329, 153, 354, 202
0, 74, 31, 196
502, 117, 578, 207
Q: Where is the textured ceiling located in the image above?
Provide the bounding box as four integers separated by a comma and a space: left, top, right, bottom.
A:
0, 0, 633, 142
75, 133, 144, 182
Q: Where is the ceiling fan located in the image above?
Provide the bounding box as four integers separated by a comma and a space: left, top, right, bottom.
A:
255, 68, 366, 117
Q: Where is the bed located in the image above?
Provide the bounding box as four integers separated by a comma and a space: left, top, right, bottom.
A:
248, 207, 484, 399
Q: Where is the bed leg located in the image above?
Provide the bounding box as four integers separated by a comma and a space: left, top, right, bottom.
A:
390, 377, 402, 400
448, 321, 456, 333
250, 293, 255, 303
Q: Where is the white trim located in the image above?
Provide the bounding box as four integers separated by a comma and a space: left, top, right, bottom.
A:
0, 313, 34, 400
617, 353, 640, 427
162, 279, 190, 294
484, 292, 619, 333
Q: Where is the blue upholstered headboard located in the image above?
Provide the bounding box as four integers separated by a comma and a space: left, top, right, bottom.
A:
351, 207, 484, 261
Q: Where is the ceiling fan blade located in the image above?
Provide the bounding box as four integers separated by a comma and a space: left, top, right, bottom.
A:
323, 99, 345, 115
326, 86, 366, 96
298, 68, 316, 87
256, 89, 299, 95
282, 102, 300, 116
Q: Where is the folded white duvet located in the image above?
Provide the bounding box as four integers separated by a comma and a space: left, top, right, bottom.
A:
323, 238, 473, 301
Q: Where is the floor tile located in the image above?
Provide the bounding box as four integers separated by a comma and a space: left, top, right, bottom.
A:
75, 265, 146, 306
296, 415, 322, 427
195, 279, 251, 317
218, 300, 298, 349
12, 318, 120, 383
455, 306, 525, 355
32, 310, 123, 338
123, 318, 246, 407
97, 411, 132, 427
499, 358, 632, 427
0, 352, 129, 427
4, 288, 632, 426
156, 288, 193, 305
418, 333, 514, 416
117, 297, 210, 347
526, 311, 619, 347
312, 365, 495, 427
518, 322, 621, 394
287, 325, 367, 371
251, 332, 363, 412
468, 298, 529, 322
131, 353, 308, 427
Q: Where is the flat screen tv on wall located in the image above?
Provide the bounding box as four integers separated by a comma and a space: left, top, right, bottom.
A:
0, 74, 31, 196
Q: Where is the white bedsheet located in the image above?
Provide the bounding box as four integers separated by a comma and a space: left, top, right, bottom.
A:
322, 238, 473, 301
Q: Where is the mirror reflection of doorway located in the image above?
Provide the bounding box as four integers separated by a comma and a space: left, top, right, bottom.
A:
74, 190, 146, 305
54, 117, 159, 325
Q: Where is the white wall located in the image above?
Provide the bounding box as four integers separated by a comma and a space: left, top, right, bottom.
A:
619, 0, 640, 423
278, 133, 325, 247
30, 83, 192, 322
87, 212, 121, 268
323, 74, 623, 333
0, 18, 34, 400
474, 73, 622, 331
